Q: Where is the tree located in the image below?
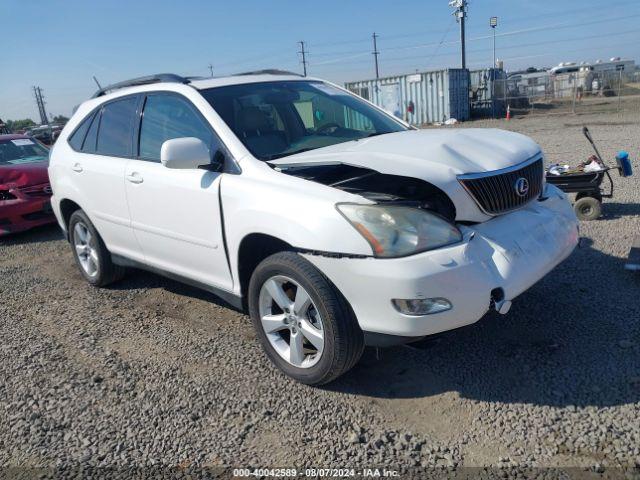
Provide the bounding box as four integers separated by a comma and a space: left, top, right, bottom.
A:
5, 119, 36, 131
52, 115, 69, 125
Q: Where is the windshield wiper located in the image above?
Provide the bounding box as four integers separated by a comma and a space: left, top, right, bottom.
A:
265, 148, 315, 160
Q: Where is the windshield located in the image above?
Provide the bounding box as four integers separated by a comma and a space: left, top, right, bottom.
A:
201, 81, 407, 160
0, 138, 49, 165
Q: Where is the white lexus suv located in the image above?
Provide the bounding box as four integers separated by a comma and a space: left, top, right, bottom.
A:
49, 71, 579, 385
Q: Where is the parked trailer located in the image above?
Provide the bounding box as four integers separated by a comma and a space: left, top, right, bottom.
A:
345, 69, 470, 126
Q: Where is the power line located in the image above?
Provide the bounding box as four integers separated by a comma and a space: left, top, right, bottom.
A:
464, 39, 640, 68
311, 28, 640, 73
301, 0, 638, 50
337, 0, 639, 46
326, 38, 636, 84
198, 8, 640, 78
423, 16, 456, 70
308, 13, 640, 69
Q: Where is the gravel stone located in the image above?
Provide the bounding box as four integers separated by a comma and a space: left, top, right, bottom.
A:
0, 105, 639, 473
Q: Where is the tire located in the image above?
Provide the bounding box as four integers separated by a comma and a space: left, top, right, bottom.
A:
574, 196, 602, 221
68, 210, 126, 287
248, 252, 364, 385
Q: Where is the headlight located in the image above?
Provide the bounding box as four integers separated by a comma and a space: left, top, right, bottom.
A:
336, 203, 462, 258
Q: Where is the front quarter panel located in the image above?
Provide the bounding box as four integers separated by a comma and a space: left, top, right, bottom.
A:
221, 161, 374, 292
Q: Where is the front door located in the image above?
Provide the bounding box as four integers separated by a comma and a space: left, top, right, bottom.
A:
124, 92, 232, 291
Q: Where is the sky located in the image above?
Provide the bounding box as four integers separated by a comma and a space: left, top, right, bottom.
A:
1, 0, 639, 121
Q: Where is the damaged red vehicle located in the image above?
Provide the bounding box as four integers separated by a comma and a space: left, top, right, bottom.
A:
0, 134, 55, 235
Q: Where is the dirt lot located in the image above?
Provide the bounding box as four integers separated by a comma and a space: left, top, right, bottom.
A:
1, 107, 639, 477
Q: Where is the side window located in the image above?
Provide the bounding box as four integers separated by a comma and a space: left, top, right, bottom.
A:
139, 94, 217, 162
96, 96, 138, 157
68, 111, 95, 151
82, 110, 100, 153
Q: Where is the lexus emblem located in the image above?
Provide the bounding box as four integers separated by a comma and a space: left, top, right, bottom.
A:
514, 177, 529, 197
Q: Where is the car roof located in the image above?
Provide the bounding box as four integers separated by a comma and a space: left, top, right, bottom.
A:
0, 134, 30, 141
74, 72, 331, 120
90, 72, 323, 102
189, 74, 320, 90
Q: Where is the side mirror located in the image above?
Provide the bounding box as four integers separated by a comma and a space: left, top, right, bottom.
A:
160, 137, 211, 170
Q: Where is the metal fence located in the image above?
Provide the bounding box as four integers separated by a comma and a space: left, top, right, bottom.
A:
345, 68, 640, 124
496, 70, 640, 119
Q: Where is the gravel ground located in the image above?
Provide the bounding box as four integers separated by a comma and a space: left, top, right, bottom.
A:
1, 106, 639, 478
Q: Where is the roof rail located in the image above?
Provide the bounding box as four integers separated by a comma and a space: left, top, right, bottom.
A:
234, 69, 303, 77
91, 73, 191, 98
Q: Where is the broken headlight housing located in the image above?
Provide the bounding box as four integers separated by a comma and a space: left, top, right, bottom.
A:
336, 203, 462, 258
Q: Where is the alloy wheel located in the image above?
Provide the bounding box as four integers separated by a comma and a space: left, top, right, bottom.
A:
258, 275, 325, 368
73, 222, 99, 278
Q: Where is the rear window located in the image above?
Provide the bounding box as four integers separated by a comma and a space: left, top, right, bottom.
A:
96, 97, 138, 157
68, 111, 95, 151
82, 111, 100, 153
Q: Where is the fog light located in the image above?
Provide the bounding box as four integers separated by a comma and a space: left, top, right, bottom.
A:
391, 298, 452, 316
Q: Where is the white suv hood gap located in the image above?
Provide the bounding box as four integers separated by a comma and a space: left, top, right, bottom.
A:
269, 129, 542, 178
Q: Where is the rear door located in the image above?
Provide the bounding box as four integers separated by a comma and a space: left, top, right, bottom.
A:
68, 95, 142, 260
124, 92, 232, 291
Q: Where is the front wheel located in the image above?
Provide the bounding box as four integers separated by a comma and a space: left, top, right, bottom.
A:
248, 252, 364, 385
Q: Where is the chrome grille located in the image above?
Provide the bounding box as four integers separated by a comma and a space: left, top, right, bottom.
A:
458, 156, 544, 216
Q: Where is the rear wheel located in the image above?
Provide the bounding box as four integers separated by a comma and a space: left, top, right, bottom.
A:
68, 210, 126, 286
248, 252, 364, 385
574, 196, 602, 221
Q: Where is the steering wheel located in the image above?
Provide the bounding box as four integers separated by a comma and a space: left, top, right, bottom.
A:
316, 123, 341, 135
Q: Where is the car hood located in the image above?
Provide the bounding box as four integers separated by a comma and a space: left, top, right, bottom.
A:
269, 129, 541, 176
0, 161, 50, 187
269, 128, 543, 223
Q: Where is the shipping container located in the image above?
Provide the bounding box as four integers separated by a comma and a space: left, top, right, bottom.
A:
344, 69, 470, 126
469, 68, 507, 118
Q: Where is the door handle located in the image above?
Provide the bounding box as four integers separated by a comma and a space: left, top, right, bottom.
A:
71, 163, 83, 173
126, 172, 144, 184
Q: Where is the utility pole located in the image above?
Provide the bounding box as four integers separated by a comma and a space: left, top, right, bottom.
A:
298, 41, 308, 76
450, 0, 468, 69
208, 64, 214, 77
33, 86, 49, 125
372, 32, 380, 79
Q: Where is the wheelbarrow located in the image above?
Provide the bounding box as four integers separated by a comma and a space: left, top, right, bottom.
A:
545, 127, 633, 221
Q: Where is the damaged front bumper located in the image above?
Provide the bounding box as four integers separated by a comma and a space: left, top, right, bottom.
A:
302, 187, 579, 342
0, 191, 55, 236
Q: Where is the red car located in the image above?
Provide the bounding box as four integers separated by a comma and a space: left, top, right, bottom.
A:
0, 134, 56, 235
